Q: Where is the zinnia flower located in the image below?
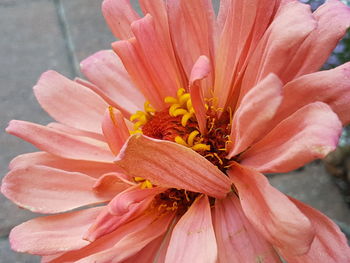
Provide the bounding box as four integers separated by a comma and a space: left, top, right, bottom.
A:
2, 0, 350, 262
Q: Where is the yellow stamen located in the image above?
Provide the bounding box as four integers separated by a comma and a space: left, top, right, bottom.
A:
173, 108, 188, 117
144, 101, 155, 113
186, 99, 192, 110
213, 153, 224, 165
134, 177, 144, 182
181, 113, 192, 127
164, 96, 178, 104
187, 130, 200, 146
141, 180, 153, 189
169, 104, 182, 116
175, 136, 189, 147
177, 88, 186, 97
192, 143, 211, 151
179, 93, 191, 105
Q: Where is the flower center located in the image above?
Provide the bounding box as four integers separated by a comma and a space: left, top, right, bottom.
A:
129, 88, 234, 213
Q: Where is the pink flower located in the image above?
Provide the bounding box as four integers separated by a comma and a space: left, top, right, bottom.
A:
2, 0, 350, 262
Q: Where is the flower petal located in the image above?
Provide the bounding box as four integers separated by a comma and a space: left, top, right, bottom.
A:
167, 0, 215, 91
102, 0, 140, 39
47, 122, 105, 141
112, 39, 165, 110
228, 74, 283, 157
102, 107, 130, 155
131, 14, 184, 98
227, 164, 315, 256
77, 212, 174, 263
275, 63, 350, 126
114, 134, 231, 198
165, 195, 217, 263
240, 1, 316, 98
6, 120, 114, 162
33, 71, 108, 134
49, 212, 159, 262
92, 173, 131, 199
240, 102, 342, 173
281, 197, 350, 262
291, 0, 350, 78
189, 56, 211, 134
214, 194, 281, 263
85, 185, 164, 242
9, 152, 119, 178
214, 0, 280, 109
9, 207, 102, 255
1, 165, 109, 213
80, 50, 145, 117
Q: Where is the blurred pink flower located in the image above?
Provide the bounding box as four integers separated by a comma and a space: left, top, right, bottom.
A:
2, 0, 350, 262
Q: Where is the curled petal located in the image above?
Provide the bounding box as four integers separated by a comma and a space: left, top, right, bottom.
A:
102, 107, 130, 155
114, 134, 231, 198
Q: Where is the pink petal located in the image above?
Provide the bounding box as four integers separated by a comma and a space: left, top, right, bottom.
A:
85, 185, 163, 242
102, 107, 130, 155
112, 39, 165, 110
76, 212, 175, 263
9, 207, 102, 255
241, 102, 342, 173
228, 74, 283, 157
214, 194, 281, 263
165, 195, 217, 263
167, 0, 215, 92
33, 70, 108, 134
189, 56, 211, 134
115, 135, 231, 198
275, 62, 350, 126
214, 0, 280, 109
9, 152, 119, 179
80, 50, 145, 117
102, 0, 140, 39
227, 164, 315, 256
131, 14, 184, 98
291, 0, 350, 78
48, 212, 159, 262
47, 122, 105, 141
240, 1, 316, 98
108, 185, 165, 216
6, 120, 114, 162
281, 197, 350, 262
92, 173, 131, 199
1, 165, 110, 213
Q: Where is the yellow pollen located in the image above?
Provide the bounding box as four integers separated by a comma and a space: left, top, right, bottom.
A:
181, 113, 192, 127
213, 153, 224, 165
179, 93, 191, 105
175, 136, 189, 147
177, 88, 186, 97
187, 130, 200, 146
192, 143, 211, 151
164, 96, 178, 104
173, 108, 188, 117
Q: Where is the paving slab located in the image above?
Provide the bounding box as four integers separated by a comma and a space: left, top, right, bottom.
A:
0, 0, 74, 240
0, 237, 39, 263
269, 162, 350, 225
60, 0, 115, 71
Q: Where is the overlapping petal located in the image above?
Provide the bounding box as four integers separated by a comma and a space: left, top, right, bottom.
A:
114, 134, 231, 198
1, 166, 109, 213
33, 71, 108, 134
9, 207, 102, 255
228, 164, 315, 256
165, 195, 217, 263
214, 194, 281, 263
241, 102, 342, 173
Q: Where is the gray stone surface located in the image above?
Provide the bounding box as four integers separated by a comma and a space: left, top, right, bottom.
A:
0, 237, 39, 263
0, 0, 76, 245
269, 162, 350, 225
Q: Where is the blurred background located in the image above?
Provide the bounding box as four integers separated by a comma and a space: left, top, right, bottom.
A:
0, 0, 349, 262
